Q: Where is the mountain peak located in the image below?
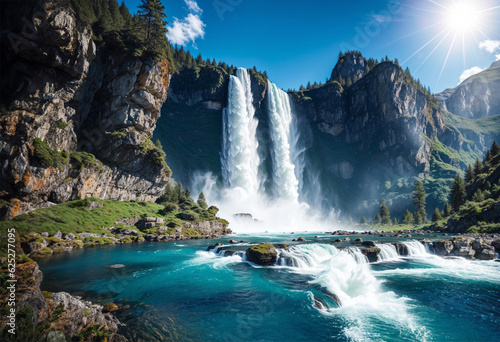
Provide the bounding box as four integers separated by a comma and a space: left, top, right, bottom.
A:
330, 52, 368, 83
491, 60, 500, 69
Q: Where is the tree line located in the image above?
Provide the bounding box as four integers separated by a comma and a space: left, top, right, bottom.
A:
360, 141, 500, 227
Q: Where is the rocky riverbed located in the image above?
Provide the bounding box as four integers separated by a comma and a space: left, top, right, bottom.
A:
209, 232, 500, 266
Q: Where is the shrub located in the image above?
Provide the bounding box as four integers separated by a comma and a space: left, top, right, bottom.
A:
33, 138, 67, 169
70, 151, 96, 171
164, 203, 178, 213
179, 210, 199, 221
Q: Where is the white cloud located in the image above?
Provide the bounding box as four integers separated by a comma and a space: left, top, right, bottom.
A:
185, 0, 202, 14
496, 54, 500, 61
166, 13, 205, 46
459, 66, 484, 84
479, 40, 500, 53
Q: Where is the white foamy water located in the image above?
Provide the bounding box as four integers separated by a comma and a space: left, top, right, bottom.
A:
221, 68, 261, 194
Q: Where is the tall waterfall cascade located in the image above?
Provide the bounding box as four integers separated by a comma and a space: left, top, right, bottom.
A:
221, 68, 261, 195
220, 67, 302, 202
266, 81, 301, 202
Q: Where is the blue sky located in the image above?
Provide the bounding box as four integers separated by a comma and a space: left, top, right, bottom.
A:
125, 0, 500, 92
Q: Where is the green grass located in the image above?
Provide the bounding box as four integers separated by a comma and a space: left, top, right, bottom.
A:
70, 151, 97, 171
445, 112, 500, 136
0, 198, 165, 236
33, 138, 67, 169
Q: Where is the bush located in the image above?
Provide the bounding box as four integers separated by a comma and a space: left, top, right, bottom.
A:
179, 210, 199, 221
70, 151, 96, 171
163, 203, 178, 213
33, 138, 67, 169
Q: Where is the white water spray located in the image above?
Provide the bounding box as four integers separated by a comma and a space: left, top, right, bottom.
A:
266, 81, 300, 201
221, 68, 261, 194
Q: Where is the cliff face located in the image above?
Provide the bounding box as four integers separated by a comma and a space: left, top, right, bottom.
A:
292, 61, 445, 179
0, 0, 171, 219
437, 61, 500, 118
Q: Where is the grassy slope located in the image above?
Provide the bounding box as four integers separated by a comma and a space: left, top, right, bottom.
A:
0, 198, 228, 254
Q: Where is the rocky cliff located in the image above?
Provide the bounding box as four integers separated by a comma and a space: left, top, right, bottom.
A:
437, 60, 500, 118
0, 261, 126, 341
0, 0, 171, 219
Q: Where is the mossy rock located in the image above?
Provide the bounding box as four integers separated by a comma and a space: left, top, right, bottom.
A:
103, 302, 118, 313
246, 244, 278, 266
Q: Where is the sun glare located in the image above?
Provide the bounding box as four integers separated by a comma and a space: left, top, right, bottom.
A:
446, 2, 480, 32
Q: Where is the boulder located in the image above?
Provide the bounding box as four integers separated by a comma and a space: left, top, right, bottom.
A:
245, 244, 278, 266
103, 302, 119, 312
207, 242, 223, 251
360, 247, 381, 263
433, 240, 454, 256
64, 233, 76, 240
53, 231, 62, 239
454, 247, 475, 259
476, 246, 496, 260
334, 239, 342, 243
229, 240, 238, 244
344, 237, 350, 241
41, 232, 49, 238
492, 240, 500, 252
472, 238, 483, 250
391, 243, 408, 256
297, 237, 306, 242
361, 241, 376, 247
355, 238, 362, 242
274, 244, 288, 249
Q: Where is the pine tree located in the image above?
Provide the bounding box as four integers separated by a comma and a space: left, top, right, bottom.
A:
465, 164, 474, 183
137, 0, 168, 54
402, 209, 414, 225
197, 192, 208, 209
393, 217, 398, 225
450, 174, 466, 211
472, 189, 485, 202
184, 187, 191, 199
360, 216, 367, 224
474, 158, 483, 176
380, 199, 391, 225
306, 81, 312, 90
432, 208, 442, 222
412, 180, 427, 223
491, 141, 500, 156
485, 149, 492, 163
374, 214, 382, 224
175, 182, 185, 202
443, 203, 452, 217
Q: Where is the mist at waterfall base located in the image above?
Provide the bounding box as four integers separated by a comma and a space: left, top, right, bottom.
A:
190, 68, 336, 233
38, 234, 500, 341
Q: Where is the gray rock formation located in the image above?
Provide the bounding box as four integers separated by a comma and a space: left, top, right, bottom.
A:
437, 61, 500, 118
0, 0, 171, 219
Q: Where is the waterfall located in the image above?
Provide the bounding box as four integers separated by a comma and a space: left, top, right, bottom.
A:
221, 68, 261, 194
266, 81, 300, 201
403, 241, 429, 256
377, 243, 400, 261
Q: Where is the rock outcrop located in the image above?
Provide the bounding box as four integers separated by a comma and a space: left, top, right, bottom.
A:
245, 243, 278, 266
0, 261, 126, 340
0, 0, 171, 219
437, 61, 500, 118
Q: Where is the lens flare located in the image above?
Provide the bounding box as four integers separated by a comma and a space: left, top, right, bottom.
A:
446, 2, 480, 32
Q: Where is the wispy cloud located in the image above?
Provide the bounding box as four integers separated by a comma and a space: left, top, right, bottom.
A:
496, 54, 500, 61
479, 40, 500, 53
166, 1, 205, 46
185, 0, 202, 14
459, 66, 484, 84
